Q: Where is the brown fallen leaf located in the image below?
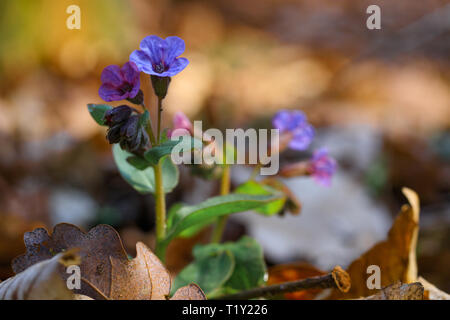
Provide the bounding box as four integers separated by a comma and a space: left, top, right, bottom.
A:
418, 277, 450, 300
73, 294, 94, 300
0, 250, 79, 300
12, 223, 206, 300
170, 283, 206, 300
12, 223, 127, 299
0, 213, 45, 280
326, 187, 450, 300
110, 242, 171, 300
361, 282, 424, 300
328, 187, 420, 299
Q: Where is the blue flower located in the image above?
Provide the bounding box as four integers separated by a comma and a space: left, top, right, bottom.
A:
129, 35, 189, 77
272, 110, 314, 150
308, 148, 337, 186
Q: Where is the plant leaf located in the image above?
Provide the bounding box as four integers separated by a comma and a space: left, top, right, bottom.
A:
327, 187, 421, 299
126, 156, 152, 170
87, 104, 112, 126
113, 144, 179, 194
172, 237, 266, 297
144, 135, 203, 166
361, 282, 424, 300
12, 223, 206, 300
110, 242, 171, 300
170, 283, 206, 300
171, 248, 235, 296
235, 180, 286, 216
12, 223, 128, 299
163, 193, 283, 245
1, 250, 79, 300
221, 237, 267, 292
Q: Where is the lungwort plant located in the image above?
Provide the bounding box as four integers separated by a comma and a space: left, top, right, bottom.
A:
87, 35, 337, 298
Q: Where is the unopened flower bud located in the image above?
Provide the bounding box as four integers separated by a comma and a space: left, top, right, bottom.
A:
106, 124, 123, 144
104, 105, 133, 126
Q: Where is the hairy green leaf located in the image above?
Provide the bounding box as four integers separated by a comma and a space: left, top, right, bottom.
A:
87, 104, 112, 126
112, 145, 179, 194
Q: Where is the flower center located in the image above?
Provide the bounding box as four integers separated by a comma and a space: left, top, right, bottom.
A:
154, 62, 166, 74
120, 83, 132, 94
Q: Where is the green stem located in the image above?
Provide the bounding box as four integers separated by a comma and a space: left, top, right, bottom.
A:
141, 103, 156, 146
154, 161, 166, 261
157, 97, 162, 143
153, 96, 166, 261
211, 165, 231, 243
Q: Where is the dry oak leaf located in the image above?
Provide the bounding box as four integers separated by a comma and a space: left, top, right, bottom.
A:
361, 282, 424, 300
0, 250, 80, 300
12, 223, 206, 300
110, 242, 205, 300
12, 223, 127, 299
418, 277, 450, 300
328, 187, 420, 299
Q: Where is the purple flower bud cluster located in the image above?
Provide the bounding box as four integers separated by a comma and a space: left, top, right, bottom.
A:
104, 106, 149, 154
308, 148, 337, 187
272, 110, 337, 186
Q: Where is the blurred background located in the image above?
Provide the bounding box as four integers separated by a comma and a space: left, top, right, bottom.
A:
0, 0, 449, 291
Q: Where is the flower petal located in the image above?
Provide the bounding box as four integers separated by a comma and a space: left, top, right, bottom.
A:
164, 36, 186, 65
130, 50, 152, 72
173, 112, 193, 131
99, 84, 127, 102
162, 57, 189, 77
101, 65, 122, 86
121, 61, 140, 84
289, 123, 315, 150
272, 110, 292, 131
139, 35, 166, 65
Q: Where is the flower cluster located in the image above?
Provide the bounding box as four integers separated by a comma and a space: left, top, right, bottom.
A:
96, 35, 189, 154
272, 109, 336, 186
272, 110, 314, 151
307, 148, 337, 186
104, 105, 149, 154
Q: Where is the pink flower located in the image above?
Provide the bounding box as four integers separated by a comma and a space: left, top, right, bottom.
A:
168, 112, 193, 138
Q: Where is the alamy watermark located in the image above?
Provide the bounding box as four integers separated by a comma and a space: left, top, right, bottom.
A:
66, 5, 81, 30
170, 121, 280, 176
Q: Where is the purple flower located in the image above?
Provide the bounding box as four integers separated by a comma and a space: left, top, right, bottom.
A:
129, 35, 189, 77
308, 148, 337, 186
272, 110, 314, 150
99, 62, 141, 102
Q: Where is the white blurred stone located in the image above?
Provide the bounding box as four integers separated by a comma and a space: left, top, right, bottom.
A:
314, 124, 382, 172
49, 188, 98, 227
232, 168, 391, 270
